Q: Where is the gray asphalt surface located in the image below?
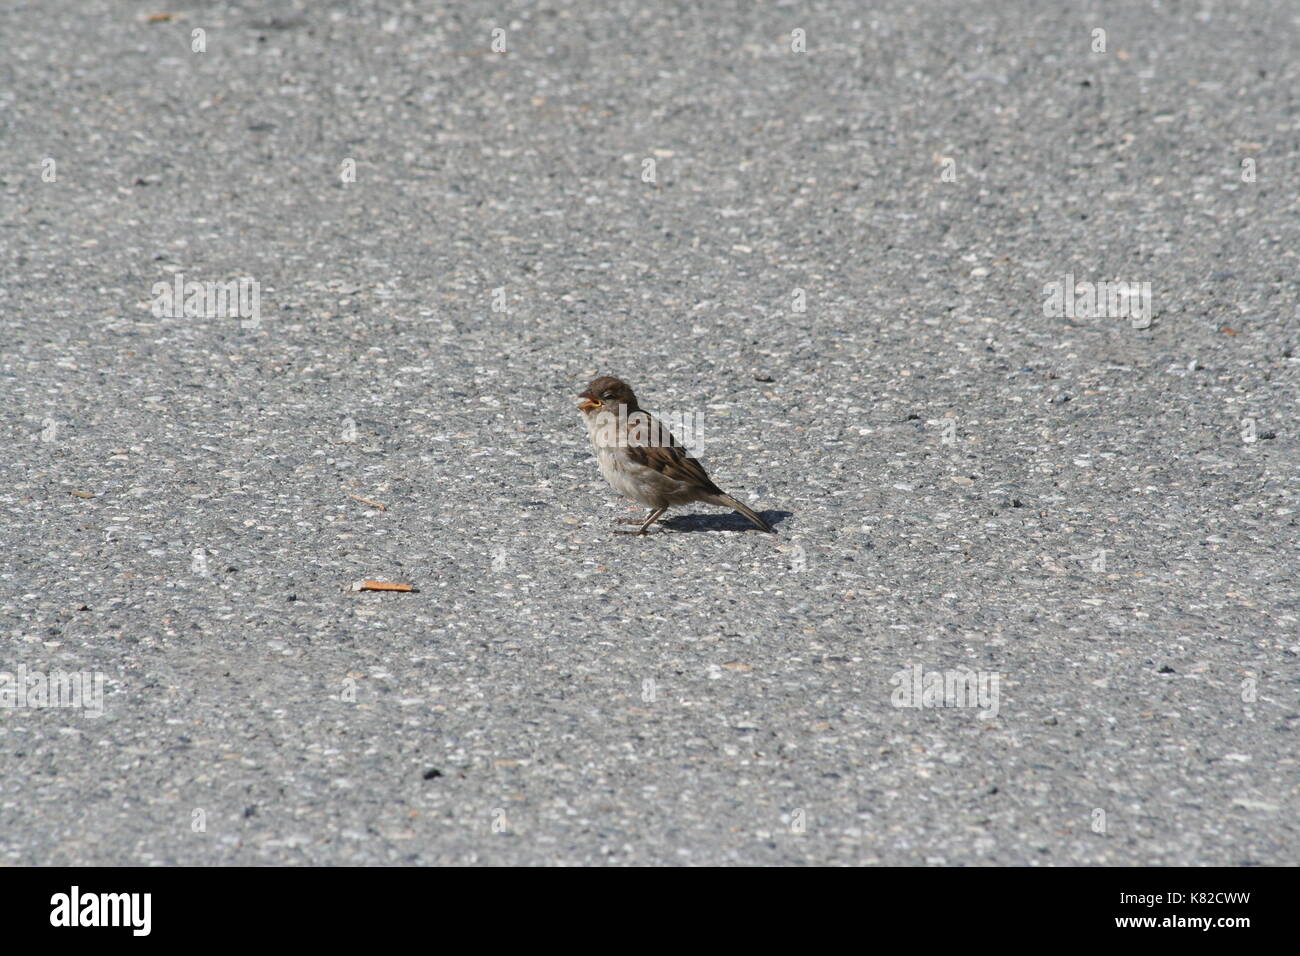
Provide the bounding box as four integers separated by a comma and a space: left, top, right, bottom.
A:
2, 1, 1297, 866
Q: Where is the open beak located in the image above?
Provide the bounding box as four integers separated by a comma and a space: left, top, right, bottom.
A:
577, 392, 601, 413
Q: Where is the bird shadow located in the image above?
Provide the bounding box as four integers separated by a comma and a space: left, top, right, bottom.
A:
657, 509, 793, 534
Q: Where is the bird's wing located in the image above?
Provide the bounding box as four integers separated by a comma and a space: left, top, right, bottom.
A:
623, 412, 724, 496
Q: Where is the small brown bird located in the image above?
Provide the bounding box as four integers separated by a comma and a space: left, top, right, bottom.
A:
577, 376, 774, 534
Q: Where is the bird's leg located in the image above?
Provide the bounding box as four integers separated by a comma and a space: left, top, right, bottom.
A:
637, 507, 667, 534
614, 507, 667, 534
615, 507, 666, 526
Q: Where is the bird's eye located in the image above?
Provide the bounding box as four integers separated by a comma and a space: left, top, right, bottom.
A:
602, 393, 614, 401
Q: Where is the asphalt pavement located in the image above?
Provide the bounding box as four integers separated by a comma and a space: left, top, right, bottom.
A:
1, 1, 1297, 865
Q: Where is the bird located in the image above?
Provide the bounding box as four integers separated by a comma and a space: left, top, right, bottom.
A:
576, 375, 774, 534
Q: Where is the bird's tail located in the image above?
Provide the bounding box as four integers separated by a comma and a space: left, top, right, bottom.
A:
708, 493, 774, 533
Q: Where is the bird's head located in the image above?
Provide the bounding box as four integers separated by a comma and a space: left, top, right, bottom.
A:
577, 376, 639, 416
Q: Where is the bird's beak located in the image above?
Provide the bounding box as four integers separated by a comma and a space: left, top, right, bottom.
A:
577, 392, 601, 413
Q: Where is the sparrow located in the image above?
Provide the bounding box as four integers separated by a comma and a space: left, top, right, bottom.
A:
577, 375, 774, 534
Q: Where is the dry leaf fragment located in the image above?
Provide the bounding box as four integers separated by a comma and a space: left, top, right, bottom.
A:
354, 580, 415, 592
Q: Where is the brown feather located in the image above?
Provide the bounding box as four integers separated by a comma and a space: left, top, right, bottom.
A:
621, 411, 724, 496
